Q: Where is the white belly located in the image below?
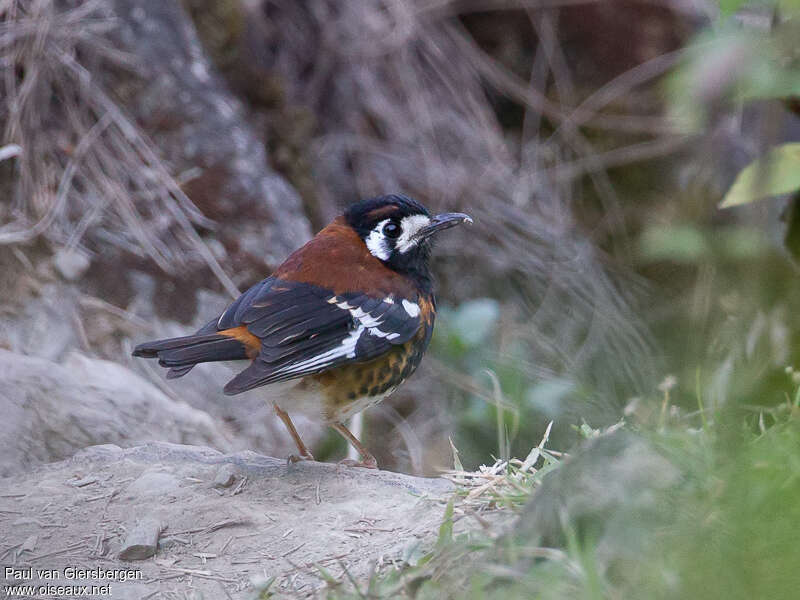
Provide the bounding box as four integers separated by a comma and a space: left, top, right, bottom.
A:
328, 392, 389, 422
265, 379, 393, 423
266, 379, 326, 420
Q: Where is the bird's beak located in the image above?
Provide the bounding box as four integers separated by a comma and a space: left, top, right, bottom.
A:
416, 212, 473, 240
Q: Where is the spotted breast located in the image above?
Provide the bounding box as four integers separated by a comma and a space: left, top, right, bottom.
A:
313, 316, 434, 422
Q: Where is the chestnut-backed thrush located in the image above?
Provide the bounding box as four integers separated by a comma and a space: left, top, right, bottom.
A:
133, 194, 472, 468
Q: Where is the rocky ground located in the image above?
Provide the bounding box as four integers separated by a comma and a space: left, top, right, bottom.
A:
0, 442, 456, 599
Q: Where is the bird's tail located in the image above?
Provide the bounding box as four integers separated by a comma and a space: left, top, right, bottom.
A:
132, 332, 251, 379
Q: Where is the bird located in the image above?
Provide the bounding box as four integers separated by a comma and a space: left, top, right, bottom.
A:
132, 194, 472, 468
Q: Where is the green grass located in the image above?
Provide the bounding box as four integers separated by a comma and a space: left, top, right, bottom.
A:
288, 387, 800, 599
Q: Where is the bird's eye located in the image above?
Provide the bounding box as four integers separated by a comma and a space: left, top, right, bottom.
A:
383, 222, 401, 238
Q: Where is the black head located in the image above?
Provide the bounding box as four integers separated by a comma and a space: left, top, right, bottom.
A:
345, 194, 472, 288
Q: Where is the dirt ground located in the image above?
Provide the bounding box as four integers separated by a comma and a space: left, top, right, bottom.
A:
0, 442, 455, 598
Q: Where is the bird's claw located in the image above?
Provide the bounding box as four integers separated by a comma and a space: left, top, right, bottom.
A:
287, 453, 315, 465
337, 456, 378, 469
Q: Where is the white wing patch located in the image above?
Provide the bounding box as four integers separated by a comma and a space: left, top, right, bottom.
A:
275, 294, 417, 377
332, 298, 402, 340
331, 294, 414, 337
272, 324, 365, 376
401, 299, 420, 317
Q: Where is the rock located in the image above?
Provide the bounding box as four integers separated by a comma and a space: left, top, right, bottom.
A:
213, 464, 238, 488
0, 442, 454, 598
103, 0, 311, 283
0, 349, 232, 477
0, 283, 83, 361
118, 516, 165, 561
20, 534, 37, 554
124, 471, 182, 498
0, 272, 326, 462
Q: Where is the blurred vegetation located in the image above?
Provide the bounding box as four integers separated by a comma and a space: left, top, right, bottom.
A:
437, 0, 800, 459
447, 411, 800, 600
430, 298, 596, 469
635, 0, 800, 423
293, 1, 800, 596
299, 0, 800, 477
284, 362, 800, 599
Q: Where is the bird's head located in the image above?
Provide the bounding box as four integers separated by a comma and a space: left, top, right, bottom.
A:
345, 194, 472, 281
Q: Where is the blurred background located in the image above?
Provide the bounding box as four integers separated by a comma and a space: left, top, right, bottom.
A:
1, 0, 799, 481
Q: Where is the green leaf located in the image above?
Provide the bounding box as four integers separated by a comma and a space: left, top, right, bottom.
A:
638, 225, 711, 263
666, 24, 800, 131
450, 299, 500, 348
526, 379, 575, 418
718, 0, 747, 18
720, 144, 800, 208
449, 437, 464, 471
400, 539, 427, 567
782, 195, 800, 261
778, 0, 800, 15
435, 498, 455, 550
718, 227, 769, 258
716, 0, 800, 18
314, 564, 340, 586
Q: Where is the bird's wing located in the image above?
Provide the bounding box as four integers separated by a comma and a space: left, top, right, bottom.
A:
218, 277, 423, 394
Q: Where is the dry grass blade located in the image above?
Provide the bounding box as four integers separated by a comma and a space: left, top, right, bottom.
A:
520, 420, 553, 472
443, 424, 560, 509
0, 0, 238, 297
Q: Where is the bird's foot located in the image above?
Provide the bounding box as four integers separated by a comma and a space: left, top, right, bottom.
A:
287, 453, 315, 465
337, 456, 378, 469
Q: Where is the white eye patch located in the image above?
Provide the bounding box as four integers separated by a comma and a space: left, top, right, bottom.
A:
395, 215, 431, 253
364, 214, 432, 260
365, 218, 391, 261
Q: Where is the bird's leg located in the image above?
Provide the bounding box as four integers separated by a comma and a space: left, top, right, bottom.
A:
331, 421, 378, 469
274, 405, 314, 463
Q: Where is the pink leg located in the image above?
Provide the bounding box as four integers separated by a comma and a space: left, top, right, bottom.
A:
274, 405, 314, 462
331, 421, 378, 469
